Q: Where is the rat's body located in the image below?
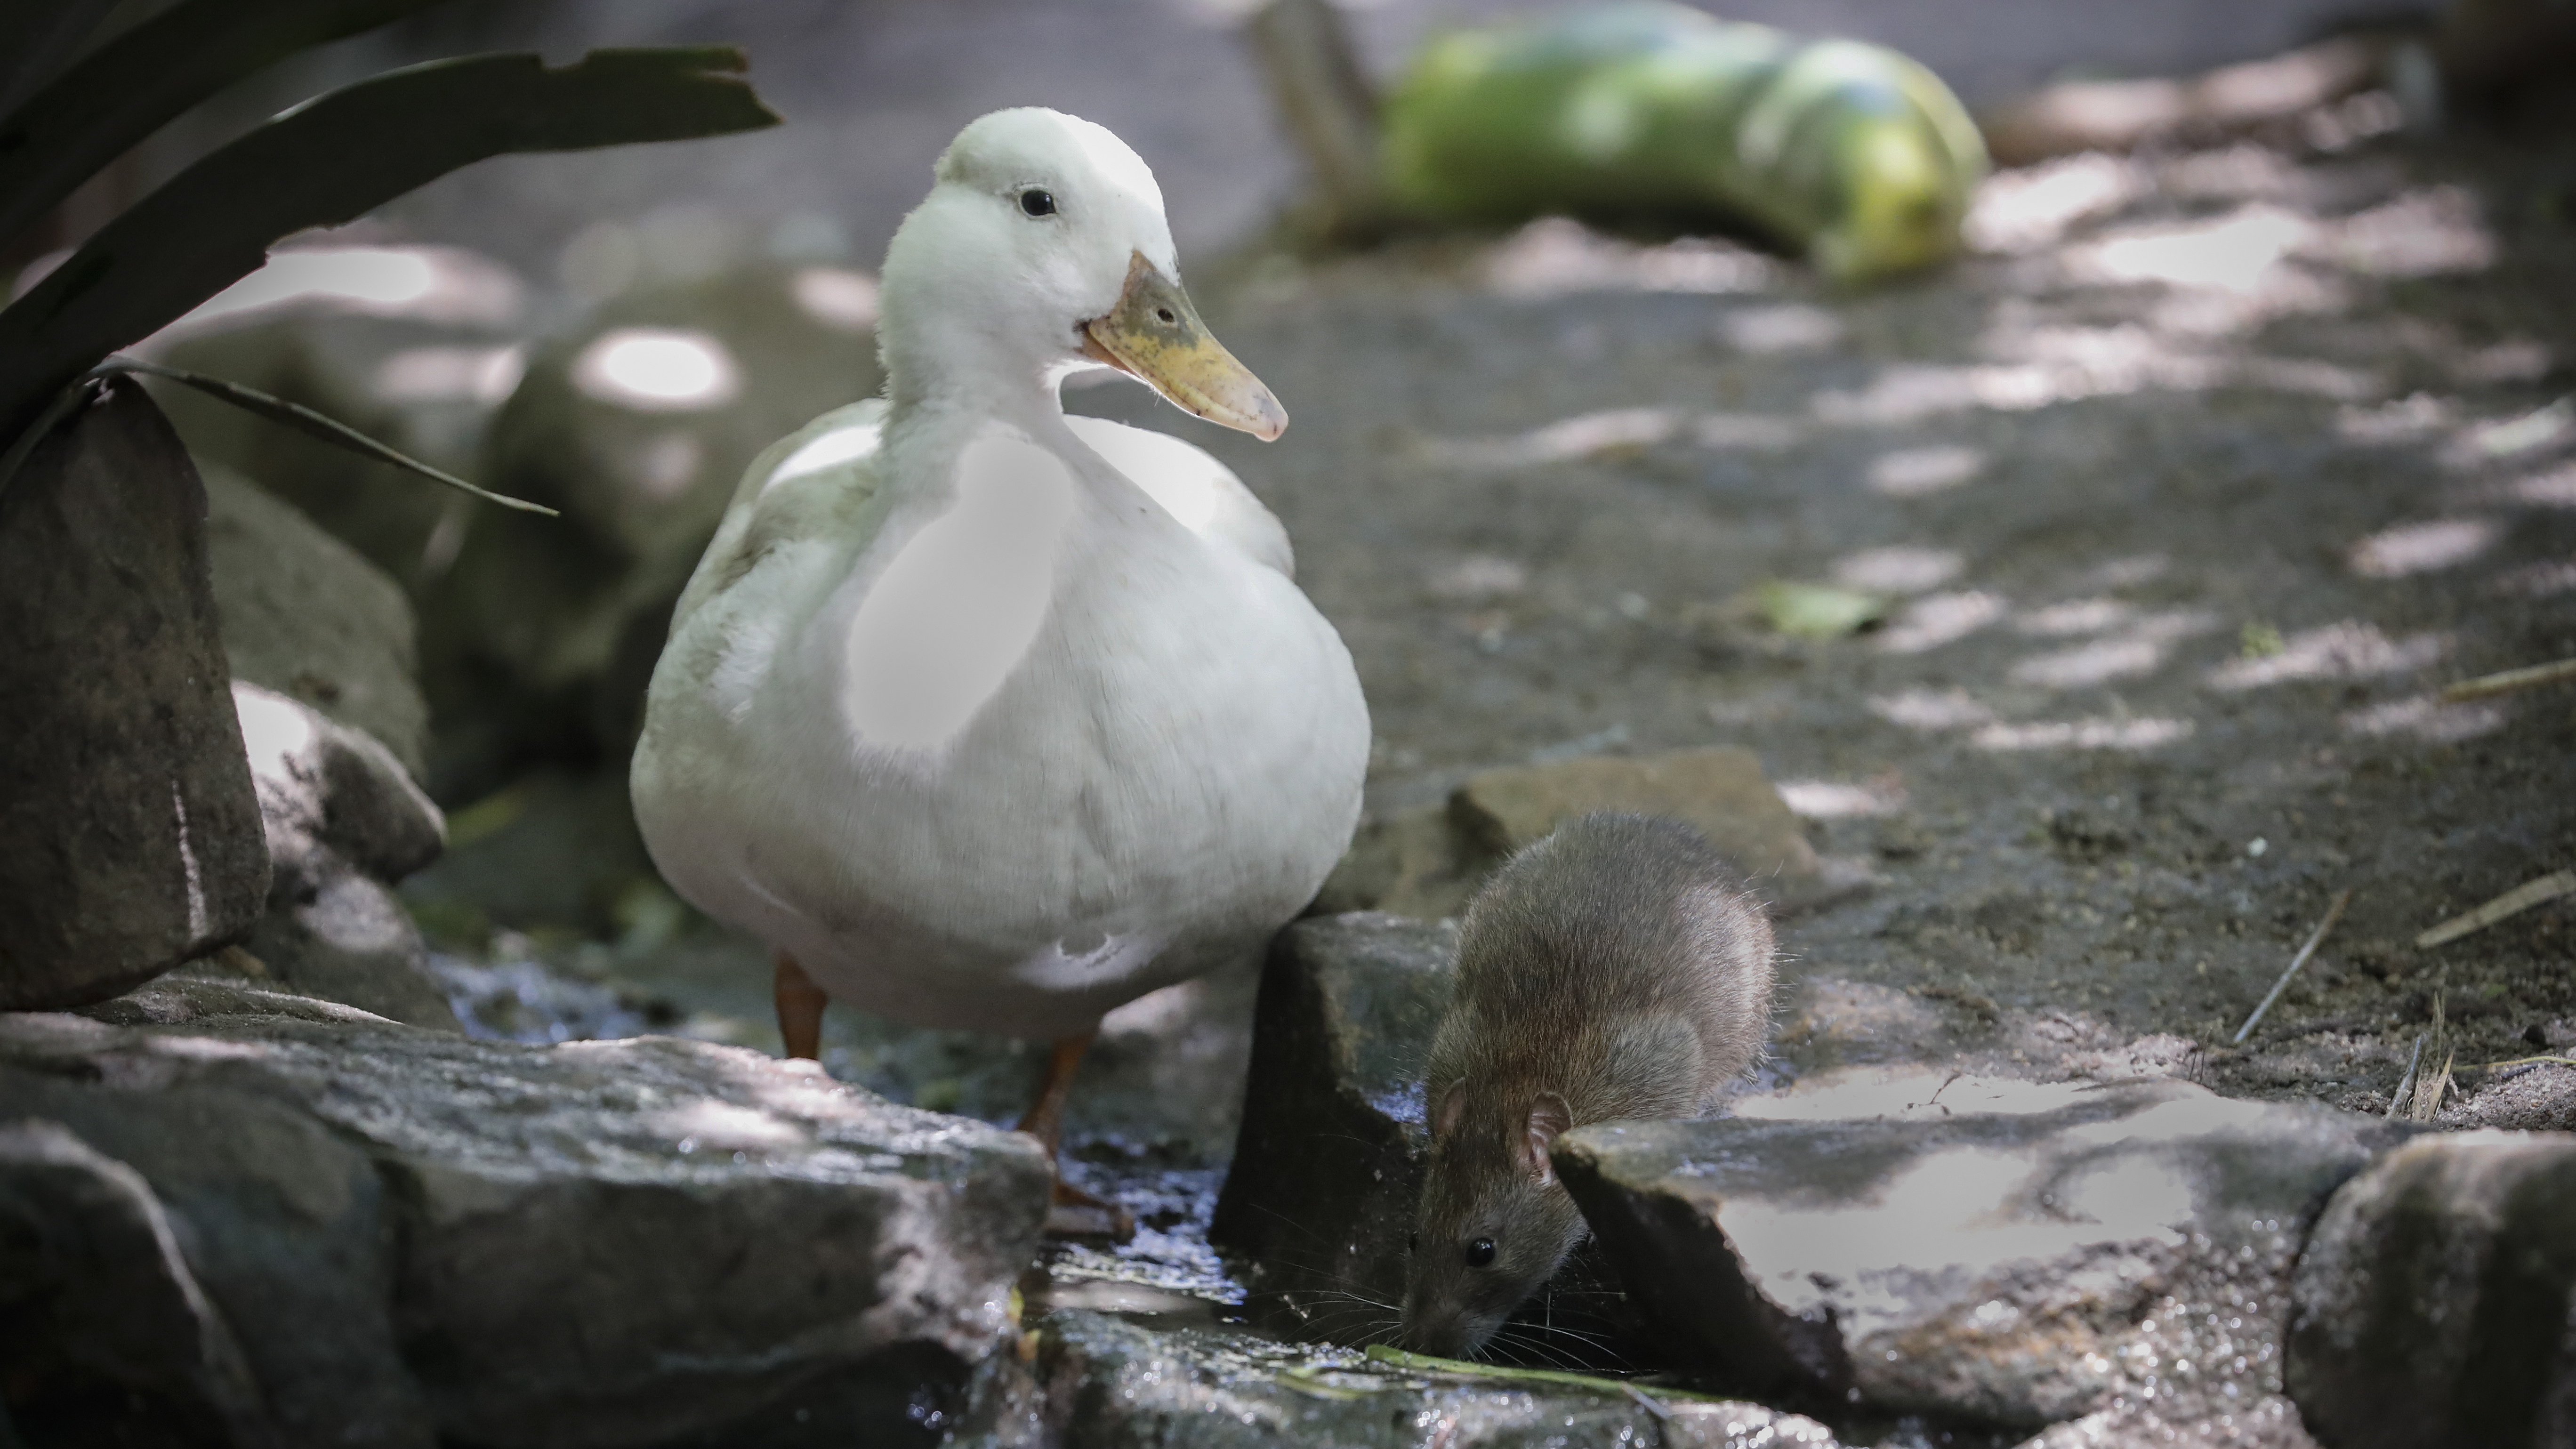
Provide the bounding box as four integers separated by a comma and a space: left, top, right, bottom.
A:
1400, 813, 1775, 1358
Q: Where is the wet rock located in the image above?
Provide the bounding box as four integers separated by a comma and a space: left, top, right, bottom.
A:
0, 376, 269, 1011
1553, 1069, 2413, 1428
232, 683, 459, 1030
426, 264, 883, 782
2286, 1131, 2576, 1449
1001, 1307, 1843, 1448
154, 244, 528, 587
8, 991, 438, 1445
205, 464, 431, 777
0, 983, 1049, 1447
1318, 749, 1859, 923
1212, 913, 1455, 1341
0, 1119, 269, 1446
1209, 914, 1654, 1367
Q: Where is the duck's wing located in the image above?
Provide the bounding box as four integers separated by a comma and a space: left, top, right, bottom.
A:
1064, 414, 1296, 579
672, 399, 890, 631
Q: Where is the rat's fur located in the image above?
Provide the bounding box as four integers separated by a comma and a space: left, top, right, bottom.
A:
1399, 813, 1775, 1357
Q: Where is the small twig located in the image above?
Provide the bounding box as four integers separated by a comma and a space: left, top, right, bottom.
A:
2387, 1033, 2424, 1120
2441, 657, 2576, 703
2416, 870, 2576, 949
2234, 889, 2353, 1045
2461, 1052, 2576, 1074
2413, 1048, 2457, 1122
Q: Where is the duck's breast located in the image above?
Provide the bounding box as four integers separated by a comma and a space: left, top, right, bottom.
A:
638, 420, 1366, 1032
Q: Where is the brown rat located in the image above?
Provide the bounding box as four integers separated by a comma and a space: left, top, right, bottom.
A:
1399, 812, 1776, 1358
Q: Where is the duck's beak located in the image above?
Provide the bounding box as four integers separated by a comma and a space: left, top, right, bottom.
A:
1081, 252, 1288, 441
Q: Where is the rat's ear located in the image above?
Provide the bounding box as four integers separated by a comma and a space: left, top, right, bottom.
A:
1517, 1092, 1572, 1185
1433, 1081, 1468, 1139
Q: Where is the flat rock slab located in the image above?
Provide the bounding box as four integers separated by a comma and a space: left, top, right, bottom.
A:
1555, 1069, 2413, 1430
2287, 1130, 2576, 1449
1451, 749, 1819, 886
1319, 749, 1860, 923
0, 978, 1049, 1447
983, 1308, 1843, 1448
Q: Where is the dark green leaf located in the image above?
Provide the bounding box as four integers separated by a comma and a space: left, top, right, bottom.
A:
105, 357, 555, 515
0, 0, 461, 250
0, 0, 121, 119
0, 46, 781, 447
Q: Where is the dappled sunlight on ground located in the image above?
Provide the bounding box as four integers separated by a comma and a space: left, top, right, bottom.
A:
1877, 591, 2010, 654
1480, 216, 1776, 298
2346, 516, 2503, 577
2206, 621, 2451, 690
1972, 716, 2198, 752
1777, 776, 1908, 820
1867, 443, 1988, 497
1830, 545, 1963, 595
2339, 692, 2510, 744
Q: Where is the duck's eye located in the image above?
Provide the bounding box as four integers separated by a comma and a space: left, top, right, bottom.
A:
1464, 1237, 1497, 1269
1018, 188, 1056, 217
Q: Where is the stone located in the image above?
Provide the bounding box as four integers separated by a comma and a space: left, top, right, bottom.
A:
5, 996, 439, 1446
424, 264, 884, 780
1212, 913, 1455, 1344
1209, 913, 1655, 1368
0, 1119, 268, 1445
1317, 749, 1858, 925
1311, 805, 1490, 921
1552, 1069, 2414, 1428
984, 1307, 1843, 1449
205, 463, 431, 778
2286, 1131, 2576, 1449
0, 981, 1051, 1446
1452, 749, 1820, 887
232, 682, 459, 1030
0, 375, 270, 1011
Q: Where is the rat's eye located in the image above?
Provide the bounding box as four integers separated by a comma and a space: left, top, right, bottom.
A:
1408, 1232, 1419, 1255
1018, 188, 1056, 217
1464, 1237, 1497, 1269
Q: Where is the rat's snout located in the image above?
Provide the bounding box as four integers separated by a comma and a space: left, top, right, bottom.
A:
1399, 1249, 1507, 1359
1397, 1297, 1496, 1359
1398, 1306, 1467, 1357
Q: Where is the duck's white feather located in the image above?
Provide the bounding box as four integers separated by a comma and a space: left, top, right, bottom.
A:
635, 107, 1367, 1038
636, 397, 1364, 1037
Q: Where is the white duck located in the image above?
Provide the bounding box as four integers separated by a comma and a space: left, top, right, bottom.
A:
630, 108, 1369, 1233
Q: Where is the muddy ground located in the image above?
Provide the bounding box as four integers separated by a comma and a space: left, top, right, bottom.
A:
403, 90, 2576, 1336
1169, 98, 2576, 1112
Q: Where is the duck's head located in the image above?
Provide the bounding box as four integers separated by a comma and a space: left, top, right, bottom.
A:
880, 108, 1286, 440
